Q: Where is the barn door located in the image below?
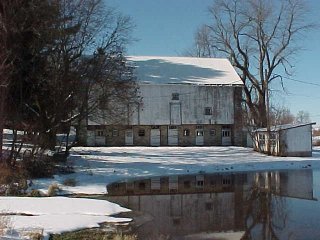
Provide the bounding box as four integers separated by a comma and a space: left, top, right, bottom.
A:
168, 126, 179, 146
222, 128, 231, 146
150, 129, 161, 146
196, 127, 204, 146
170, 103, 181, 125
125, 129, 133, 145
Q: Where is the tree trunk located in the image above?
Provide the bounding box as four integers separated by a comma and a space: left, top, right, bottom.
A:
39, 130, 57, 151
0, 86, 6, 162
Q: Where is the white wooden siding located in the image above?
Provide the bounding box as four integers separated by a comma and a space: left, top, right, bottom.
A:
131, 84, 235, 125
283, 125, 312, 153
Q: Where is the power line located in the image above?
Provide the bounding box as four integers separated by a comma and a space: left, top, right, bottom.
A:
282, 76, 320, 87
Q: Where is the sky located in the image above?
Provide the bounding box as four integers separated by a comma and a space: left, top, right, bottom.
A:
106, 0, 320, 125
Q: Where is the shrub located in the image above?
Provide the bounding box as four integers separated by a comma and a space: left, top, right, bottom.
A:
29, 189, 42, 197
0, 214, 11, 237
48, 184, 60, 197
63, 178, 77, 187
113, 233, 137, 240
27, 230, 44, 240
314, 139, 320, 146
22, 155, 55, 178
0, 164, 28, 196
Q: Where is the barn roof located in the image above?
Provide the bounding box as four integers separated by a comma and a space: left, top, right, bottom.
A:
255, 122, 316, 132
127, 56, 243, 85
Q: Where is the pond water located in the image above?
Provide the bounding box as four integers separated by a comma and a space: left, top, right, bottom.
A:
107, 168, 320, 240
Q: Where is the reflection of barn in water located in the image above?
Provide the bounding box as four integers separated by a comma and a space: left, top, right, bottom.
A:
107, 169, 315, 239
107, 169, 314, 199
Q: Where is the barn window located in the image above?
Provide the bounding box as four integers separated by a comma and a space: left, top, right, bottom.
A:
210, 129, 216, 136
204, 107, 212, 115
197, 131, 204, 136
222, 130, 230, 137
183, 129, 190, 136
196, 180, 204, 187
96, 130, 104, 136
172, 93, 179, 100
112, 129, 118, 137
138, 129, 145, 136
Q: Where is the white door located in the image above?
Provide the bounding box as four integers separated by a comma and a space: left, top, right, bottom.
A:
168, 127, 179, 146
196, 130, 204, 145
170, 103, 181, 125
150, 129, 161, 146
125, 130, 133, 145
222, 128, 231, 146
87, 131, 95, 146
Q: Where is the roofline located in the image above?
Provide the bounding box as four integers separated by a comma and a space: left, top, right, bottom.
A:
138, 83, 243, 87
255, 122, 317, 132
126, 55, 230, 60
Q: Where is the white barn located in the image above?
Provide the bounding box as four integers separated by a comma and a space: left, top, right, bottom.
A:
253, 122, 316, 157
83, 56, 244, 147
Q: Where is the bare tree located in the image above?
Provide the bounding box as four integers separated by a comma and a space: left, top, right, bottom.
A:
192, 0, 313, 127
295, 110, 311, 123
184, 25, 214, 57
270, 106, 295, 126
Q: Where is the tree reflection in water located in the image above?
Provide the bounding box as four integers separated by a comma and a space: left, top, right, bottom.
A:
242, 172, 288, 240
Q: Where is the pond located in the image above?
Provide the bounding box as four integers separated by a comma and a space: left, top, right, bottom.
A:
106, 168, 320, 240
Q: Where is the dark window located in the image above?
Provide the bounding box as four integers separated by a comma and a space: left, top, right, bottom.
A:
183, 129, 190, 136
196, 125, 203, 129
197, 180, 204, 187
138, 129, 145, 136
96, 130, 104, 136
172, 93, 179, 100
205, 107, 212, 115
222, 130, 231, 137
210, 129, 216, 136
197, 131, 204, 136
112, 129, 118, 137
222, 178, 231, 185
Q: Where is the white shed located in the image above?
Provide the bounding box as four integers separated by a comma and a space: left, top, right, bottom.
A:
253, 123, 316, 157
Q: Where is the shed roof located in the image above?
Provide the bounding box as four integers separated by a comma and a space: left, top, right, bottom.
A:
255, 122, 316, 132
127, 56, 243, 85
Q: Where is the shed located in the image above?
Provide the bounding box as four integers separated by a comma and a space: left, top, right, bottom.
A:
253, 122, 316, 157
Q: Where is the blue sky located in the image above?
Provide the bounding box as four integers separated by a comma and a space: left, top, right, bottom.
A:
107, 0, 320, 125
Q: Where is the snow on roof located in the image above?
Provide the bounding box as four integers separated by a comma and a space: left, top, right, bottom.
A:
255, 122, 316, 132
127, 56, 243, 85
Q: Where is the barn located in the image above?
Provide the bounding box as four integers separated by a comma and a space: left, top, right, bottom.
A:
253, 122, 316, 157
82, 56, 244, 147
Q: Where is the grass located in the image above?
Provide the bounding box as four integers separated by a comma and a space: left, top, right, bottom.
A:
50, 229, 137, 240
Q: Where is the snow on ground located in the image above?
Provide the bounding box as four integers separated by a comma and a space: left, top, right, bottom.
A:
2, 146, 320, 239
0, 196, 131, 240
32, 146, 320, 195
